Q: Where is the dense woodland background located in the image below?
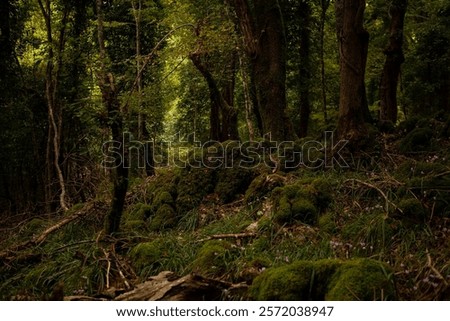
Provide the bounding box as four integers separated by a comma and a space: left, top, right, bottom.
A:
0, 0, 449, 301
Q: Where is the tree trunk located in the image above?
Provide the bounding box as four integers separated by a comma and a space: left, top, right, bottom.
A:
37, 0, 69, 212
190, 52, 238, 142
96, 0, 129, 235
0, 0, 12, 83
220, 52, 239, 141
319, 0, 330, 123
230, 0, 294, 141
379, 0, 407, 124
298, 0, 312, 138
335, 0, 369, 143
238, 52, 255, 141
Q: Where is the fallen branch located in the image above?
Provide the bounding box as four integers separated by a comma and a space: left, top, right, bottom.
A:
0, 203, 95, 262
345, 179, 403, 214
426, 250, 449, 287
114, 271, 248, 301
197, 232, 257, 243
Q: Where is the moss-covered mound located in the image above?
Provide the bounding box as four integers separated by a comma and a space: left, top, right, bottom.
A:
130, 241, 164, 273
399, 128, 434, 153
191, 240, 234, 277
395, 161, 450, 218
271, 179, 333, 225
250, 259, 395, 301
245, 173, 286, 203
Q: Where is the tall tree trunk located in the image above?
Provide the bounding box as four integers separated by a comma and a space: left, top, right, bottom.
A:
319, 0, 330, 123
96, 0, 129, 235
335, 0, 369, 143
190, 52, 238, 142
230, 0, 294, 141
379, 0, 407, 124
37, 0, 69, 211
0, 0, 12, 89
238, 52, 255, 141
298, 0, 312, 138
220, 52, 239, 141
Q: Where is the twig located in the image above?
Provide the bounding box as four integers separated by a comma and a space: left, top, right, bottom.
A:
426, 250, 449, 287
197, 233, 256, 243
103, 248, 111, 289
345, 179, 403, 214
0, 203, 94, 261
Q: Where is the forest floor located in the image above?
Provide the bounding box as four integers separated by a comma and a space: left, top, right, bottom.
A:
1, 116, 450, 300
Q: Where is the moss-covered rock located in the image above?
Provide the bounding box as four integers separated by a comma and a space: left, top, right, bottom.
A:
398, 128, 434, 153
326, 259, 395, 300
176, 167, 217, 216
250, 259, 395, 301
250, 259, 339, 300
318, 213, 337, 234
271, 179, 333, 226
396, 198, 427, 221
394, 161, 450, 218
130, 241, 163, 272
215, 167, 256, 204
245, 174, 285, 203
148, 204, 177, 231
191, 240, 233, 277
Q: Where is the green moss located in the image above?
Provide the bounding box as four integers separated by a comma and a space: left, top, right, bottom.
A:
327, 259, 395, 300
148, 204, 177, 231
245, 174, 285, 203
215, 167, 256, 203
130, 241, 163, 272
399, 128, 434, 153
398, 116, 420, 133
250, 259, 395, 301
396, 198, 427, 221
250, 260, 340, 300
192, 240, 233, 277
271, 179, 332, 226
154, 191, 174, 208
318, 213, 337, 234
176, 167, 216, 215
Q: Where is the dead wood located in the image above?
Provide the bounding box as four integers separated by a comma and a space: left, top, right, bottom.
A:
114, 271, 248, 301
0, 203, 95, 263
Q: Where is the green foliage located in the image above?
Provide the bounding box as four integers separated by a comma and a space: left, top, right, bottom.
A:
149, 204, 177, 231
250, 259, 395, 301
130, 241, 164, 273
215, 168, 256, 204
191, 240, 234, 277
399, 128, 434, 153
176, 167, 216, 215
396, 198, 427, 222
245, 174, 286, 203
271, 179, 333, 225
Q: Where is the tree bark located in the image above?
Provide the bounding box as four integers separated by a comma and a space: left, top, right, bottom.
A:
379, 0, 407, 124
37, 0, 69, 211
96, 0, 129, 235
229, 0, 294, 141
190, 52, 239, 142
298, 0, 312, 138
0, 0, 12, 80
335, 0, 369, 143
319, 0, 330, 123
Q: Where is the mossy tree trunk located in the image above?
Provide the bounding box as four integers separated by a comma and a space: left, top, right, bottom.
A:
335, 0, 369, 143
96, 0, 129, 235
190, 51, 239, 142
229, 0, 295, 141
379, 0, 407, 124
298, 0, 312, 138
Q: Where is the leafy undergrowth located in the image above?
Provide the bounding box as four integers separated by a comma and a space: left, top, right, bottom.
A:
1, 121, 450, 301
